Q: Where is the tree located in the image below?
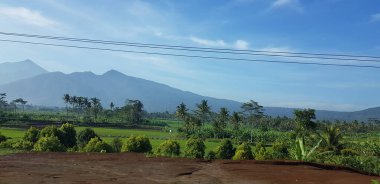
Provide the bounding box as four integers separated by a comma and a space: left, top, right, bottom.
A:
241, 100, 264, 143
176, 102, 188, 129
195, 100, 211, 126
77, 128, 98, 148
59, 123, 77, 148
232, 142, 253, 160
215, 139, 235, 159
184, 137, 205, 159
110, 102, 115, 111
121, 136, 152, 153
294, 109, 317, 133
84, 137, 113, 152
33, 136, 66, 152
156, 140, 181, 157
12, 98, 27, 112
39, 125, 61, 139
212, 107, 229, 138
23, 126, 40, 143
0, 93, 7, 110
319, 125, 343, 153
124, 100, 144, 125
231, 112, 242, 130
90, 97, 102, 120
63, 94, 70, 120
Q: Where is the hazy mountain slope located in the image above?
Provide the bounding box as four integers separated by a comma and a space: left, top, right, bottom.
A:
0, 60, 48, 85
0, 70, 242, 112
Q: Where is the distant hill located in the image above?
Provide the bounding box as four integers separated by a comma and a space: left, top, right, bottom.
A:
0, 60, 48, 85
0, 69, 242, 112
0, 60, 379, 122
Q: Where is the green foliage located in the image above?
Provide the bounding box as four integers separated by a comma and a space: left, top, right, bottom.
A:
39, 125, 61, 138
110, 137, 123, 152
232, 142, 253, 160
33, 136, 66, 152
371, 180, 379, 184
59, 123, 77, 148
255, 142, 270, 160
0, 132, 7, 142
294, 109, 316, 133
84, 137, 112, 152
23, 127, 39, 143
205, 150, 216, 160
184, 137, 205, 159
155, 139, 181, 157
319, 125, 343, 152
271, 140, 290, 159
121, 136, 152, 153
340, 148, 359, 156
293, 136, 322, 161
77, 128, 98, 148
215, 139, 235, 159
322, 155, 380, 175
12, 140, 34, 150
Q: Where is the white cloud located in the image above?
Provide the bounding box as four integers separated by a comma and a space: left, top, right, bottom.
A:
270, 0, 303, 12
0, 6, 58, 27
371, 13, 380, 22
234, 40, 249, 49
190, 36, 250, 50
189, 36, 227, 47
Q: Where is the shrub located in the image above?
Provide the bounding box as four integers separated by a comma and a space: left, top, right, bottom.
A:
23, 127, 40, 143
84, 137, 113, 153
271, 140, 290, 159
39, 125, 61, 138
0, 132, 7, 143
255, 142, 270, 160
77, 128, 98, 148
340, 148, 359, 156
184, 137, 205, 159
110, 137, 123, 153
0, 139, 14, 148
215, 139, 235, 159
205, 150, 216, 160
156, 140, 180, 157
59, 123, 77, 148
12, 140, 34, 150
33, 136, 66, 152
232, 142, 253, 160
121, 136, 152, 153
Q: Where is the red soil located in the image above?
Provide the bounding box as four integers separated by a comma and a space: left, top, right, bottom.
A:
0, 152, 378, 184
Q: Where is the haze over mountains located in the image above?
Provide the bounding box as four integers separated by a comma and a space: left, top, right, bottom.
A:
0, 60, 379, 122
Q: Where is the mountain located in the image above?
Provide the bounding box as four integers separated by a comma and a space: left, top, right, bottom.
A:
0, 61, 379, 122
0, 69, 242, 112
0, 60, 48, 85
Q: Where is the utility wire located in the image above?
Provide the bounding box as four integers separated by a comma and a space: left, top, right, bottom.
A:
1, 39, 380, 69
0, 32, 380, 63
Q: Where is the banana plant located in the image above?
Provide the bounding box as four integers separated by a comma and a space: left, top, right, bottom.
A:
295, 136, 322, 161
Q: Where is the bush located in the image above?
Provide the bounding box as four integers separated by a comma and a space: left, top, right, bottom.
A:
156, 140, 180, 157
59, 123, 77, 148
255, 142, 270, 160
39, 125, 61, 139
23, 127, 40, 143
184, 137, 205, 159
121, 136, 152, 153
0, 132, 7, 143
215, 139, 235, 159
340, 148, 359, 156
232, 142, 253, 160
33, 136, 66, 152
205, 150, 216, 160
271, 140, 290, 159
110, 137, 123, 153
12, 140, 34, 150
77, 128, 98, 148
0, 139, 14, 148
84, 137, 113, 153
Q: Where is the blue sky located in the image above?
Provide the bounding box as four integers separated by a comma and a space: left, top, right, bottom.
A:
0, 0, 380, 111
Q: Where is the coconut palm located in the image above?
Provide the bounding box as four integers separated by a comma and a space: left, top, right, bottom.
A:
319, 125, 344, 153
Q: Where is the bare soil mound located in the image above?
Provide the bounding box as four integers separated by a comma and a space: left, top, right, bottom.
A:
0, 152, 378, 184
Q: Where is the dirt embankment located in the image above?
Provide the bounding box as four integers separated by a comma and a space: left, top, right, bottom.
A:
0, 152, 378, 184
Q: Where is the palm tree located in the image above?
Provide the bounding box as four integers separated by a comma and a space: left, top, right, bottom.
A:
319, 125, 343, 153
176, 102, 188, 130
110, 102, 115, 111
241, 100, 263, 143
63, 94, 70, 120
90, 97, 102, 120
231, 112, 242, 130
213, 107, 229, 138
195, 100, 211, 127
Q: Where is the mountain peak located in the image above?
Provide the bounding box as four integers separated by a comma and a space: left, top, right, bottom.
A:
103, 69, 125, 76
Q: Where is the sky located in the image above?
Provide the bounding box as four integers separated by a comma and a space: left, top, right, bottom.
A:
0, 0, 380, 111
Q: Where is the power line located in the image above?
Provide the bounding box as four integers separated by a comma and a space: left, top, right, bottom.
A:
1, 39, 380, 69
0, 32, 380, 63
